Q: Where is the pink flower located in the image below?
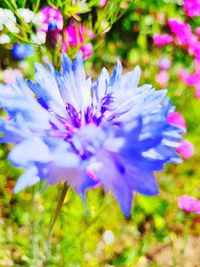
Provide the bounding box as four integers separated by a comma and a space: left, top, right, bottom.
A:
188, 38, 200, 61
184, 72, 200, 86
168, 19, 200, 61
195, 60, 200, 72
99, 0, 108, 7
178, 69, 190, 82
178, 195, 200, 214
36, 6, 63, 32
176, 140, 194, 160
183, 0, 200, 18
63, 24, 94, 51
158, 58, 171, 70
2, 68, 22, 84
155, 70, 169, 87
152, 34, 173, 47
81, 42, 93, 59
194, 202, 200, 214
178, 69, 200, 86
63, 25, 85, 48
62, 24, 94, 53
167, 113, 193, 160
195, 84, 200, 99
195, 26, 200, 37
167, 112, 187, 129
168, 19, 195, 45
178, 68, 200, 99
178, 68, 200, 98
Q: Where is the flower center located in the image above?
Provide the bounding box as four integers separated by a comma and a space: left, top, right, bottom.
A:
71, 124, 106, 159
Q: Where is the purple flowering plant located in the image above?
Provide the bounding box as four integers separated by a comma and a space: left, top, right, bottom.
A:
0, 52, 184, 220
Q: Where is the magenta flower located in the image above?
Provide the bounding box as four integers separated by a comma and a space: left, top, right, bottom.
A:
62, 25, 94, 59
168, 19, 200, 63
36, 6, 63, 32
153, 8, 200, 99
195, 26, 200, 37
168, 19, 194, 46
178, 69, 189, 83
194, 202, 200, 214
176, 140, 194, 160
63, 25, 86, 48
178, 195, 200, 214
178, 69, 200, 87
178, 68, 200, 99
167, 112, 186, 130
81, 43, 93, 59
195, 84, 200, 99
152, 34, 173, 47
167, 112, 194, 160
183, 0, 200, 18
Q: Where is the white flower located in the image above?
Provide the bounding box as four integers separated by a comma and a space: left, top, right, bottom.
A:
6, 23, 19, 33
0, 9, 16, 24
31, 31, 46, 45
0, 8, 19, 33
1, 68, 22, 84
102, 230, 115, 245
0, 34, 10, 44
18, 8, 35, 23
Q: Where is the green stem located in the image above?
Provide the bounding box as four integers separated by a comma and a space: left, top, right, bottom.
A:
33, 0, 41, 13
47, 182, 69, 245
179, 219, 190, 261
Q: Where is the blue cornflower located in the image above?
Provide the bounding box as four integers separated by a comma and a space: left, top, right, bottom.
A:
48, 19, 58, 31
0, 52, 184, 217
12, 43, 34, 60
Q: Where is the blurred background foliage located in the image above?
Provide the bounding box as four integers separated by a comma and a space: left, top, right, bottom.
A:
0, 0, 200, 266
